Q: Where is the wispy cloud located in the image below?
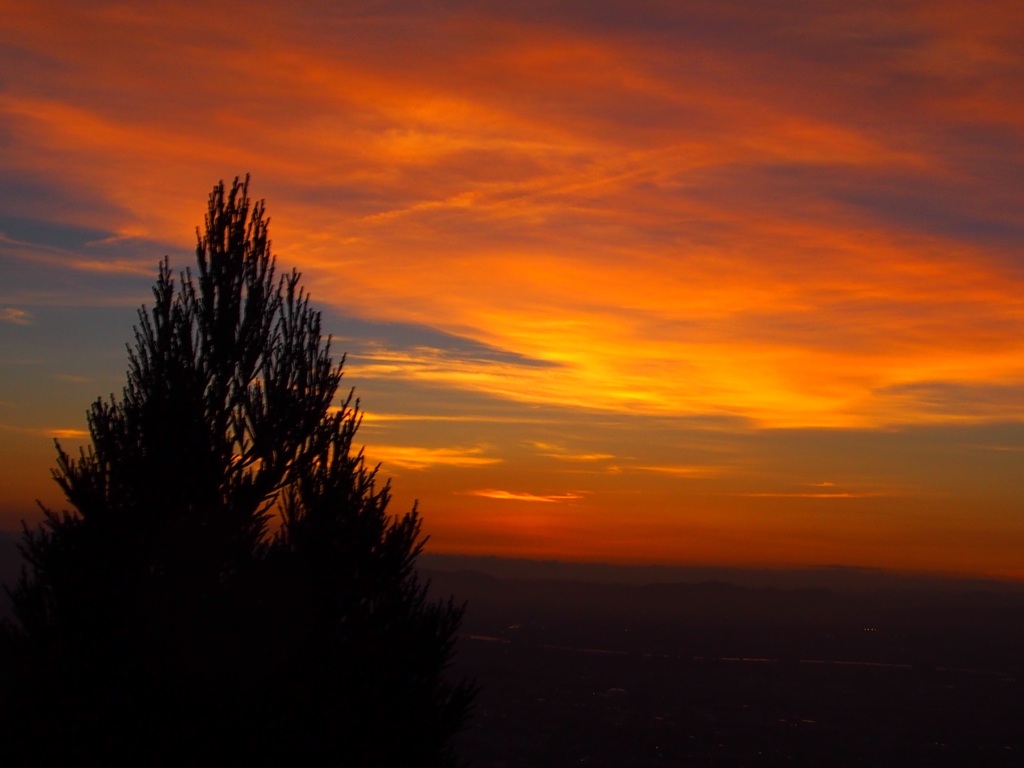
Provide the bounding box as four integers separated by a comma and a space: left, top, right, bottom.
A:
736, 491, 888, 499
0, 308, 31, 325
3, 1, 1023, 429
357, 411, 556, 425
528, 441, 614, 462
50, 428, 89, 440
0, 423, 88, 439
974, 444, 1024, 453
627, 464, 725, 479
363, 444, 501, 471
468, 489, 585, 503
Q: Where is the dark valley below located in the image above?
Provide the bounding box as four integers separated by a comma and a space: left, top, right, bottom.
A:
423, 557, 1024, 767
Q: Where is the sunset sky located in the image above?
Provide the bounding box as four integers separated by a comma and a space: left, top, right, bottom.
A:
2, 0, 1023, 577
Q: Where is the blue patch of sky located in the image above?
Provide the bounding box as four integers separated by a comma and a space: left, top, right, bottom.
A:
0, 170, 134, 226
0, 216, 116, 252
0, 305, 136, 430
834, 184, 1024, 246
875, 380, 1024, 415
0, 43, 68, 90
944, 125, 1024, 205
0, 250, 154, 308
319, 308, 558, 370
0, 215, 188, 261
697, 161, 1024, 249
0, 210, 195, 307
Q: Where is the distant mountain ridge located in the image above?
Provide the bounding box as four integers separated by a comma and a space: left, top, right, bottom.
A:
419, 552, 1024, 593
422, 561, 1024, 674
3, 537, 1022, 625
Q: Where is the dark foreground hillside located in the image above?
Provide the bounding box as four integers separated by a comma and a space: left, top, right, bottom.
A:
426, 564, 1024, 767
2, 537, 1021, 766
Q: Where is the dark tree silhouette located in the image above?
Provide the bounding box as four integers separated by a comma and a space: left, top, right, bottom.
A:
0, 177, 474, 765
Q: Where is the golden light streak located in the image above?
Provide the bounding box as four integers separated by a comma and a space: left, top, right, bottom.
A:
0, 424, 88, 440
363, 444, 501, 471
627, 465, 726, 479
356, 412, 558, 426
527, 442, 614, 462
49, 428, 89, 440
468, 490, 585, 503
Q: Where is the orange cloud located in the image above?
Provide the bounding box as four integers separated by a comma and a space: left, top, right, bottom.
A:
0, 308, 31, 325
0, 423, 88, 440
48, 428, 89, 440
363, 444, 501, 471
3, 0, 1024, 574
468, 489, 585, 503
627, 465, 725, 479
528, 441, 615, 462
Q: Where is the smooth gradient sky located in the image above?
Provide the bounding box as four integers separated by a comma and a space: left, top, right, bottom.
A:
2, 0, 1023, 577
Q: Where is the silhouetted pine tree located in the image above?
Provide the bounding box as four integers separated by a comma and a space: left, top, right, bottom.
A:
0, 177, 474, 765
